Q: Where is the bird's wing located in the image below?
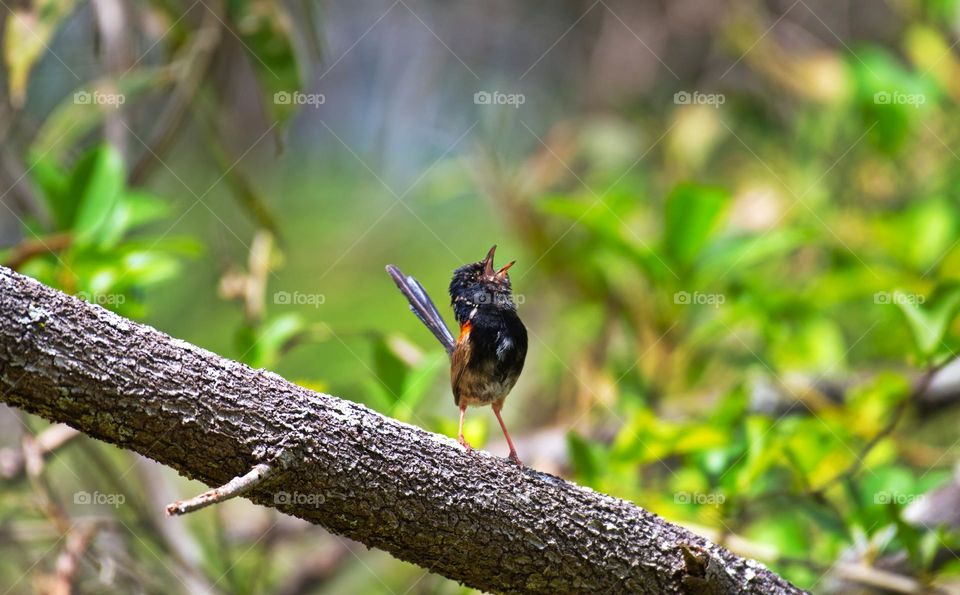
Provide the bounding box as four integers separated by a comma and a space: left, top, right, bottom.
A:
450, 321, 473, 406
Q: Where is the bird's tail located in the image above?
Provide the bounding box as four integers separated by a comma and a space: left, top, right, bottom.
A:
386, 265, 456, 355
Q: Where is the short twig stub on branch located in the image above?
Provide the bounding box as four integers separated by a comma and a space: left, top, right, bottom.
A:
166, 463, 275, 516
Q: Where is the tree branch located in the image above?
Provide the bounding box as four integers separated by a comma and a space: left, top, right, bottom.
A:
0, 266, 805, 594
3, 232, 72, 270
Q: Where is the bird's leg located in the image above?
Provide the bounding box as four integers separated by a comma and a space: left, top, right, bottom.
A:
492, 401, 522, 467
458, 404, 472, 451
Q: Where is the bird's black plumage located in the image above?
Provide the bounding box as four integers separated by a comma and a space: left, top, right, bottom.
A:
447, 255, 527, 408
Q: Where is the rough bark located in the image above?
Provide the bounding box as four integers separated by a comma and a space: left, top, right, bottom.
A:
0, 266, 805, 594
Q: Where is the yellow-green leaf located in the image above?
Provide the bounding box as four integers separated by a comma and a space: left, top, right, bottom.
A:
3, 1, 77, 106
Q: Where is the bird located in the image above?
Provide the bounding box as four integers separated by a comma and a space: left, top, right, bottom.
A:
386, 245, 528, 466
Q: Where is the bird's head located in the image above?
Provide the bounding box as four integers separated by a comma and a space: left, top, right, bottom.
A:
449, 245, 518, 319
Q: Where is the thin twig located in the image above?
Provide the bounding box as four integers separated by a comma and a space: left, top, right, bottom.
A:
51, 523, 99, 595
831, 561, 931, 595
3, 233, 72, 270
0, 422, 80, 479
810, 364, 941, 497
165, 463, 274, 516
129, 2, 222, 184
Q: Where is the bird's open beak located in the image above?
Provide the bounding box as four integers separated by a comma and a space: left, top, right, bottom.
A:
483, 245, 514, 278
483, 245, 497, 277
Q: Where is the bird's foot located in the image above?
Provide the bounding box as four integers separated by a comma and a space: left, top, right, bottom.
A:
458, 435, 473, 452
508, 450, 523, 468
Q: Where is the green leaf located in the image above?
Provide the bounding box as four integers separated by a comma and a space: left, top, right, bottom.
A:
852, 48, 938, 155
698, 230, 808, 278
3, 0, 78, 106
744, 514, 811, 559
361, 377, 396, 413
770, 318, 847, 373
31, 70, 167, 162
119, 191, 171, 228
30, 156, 72, 229
904, 198, 956, 270
248, 314, 305, 369
97, 192, 171, 249
735, 415, 777, 494
894, 285, 960, 359
567, 432, 603, 485
394, 351, 447, 419
70, 146, 126, 247
540, 194, 672, 281
846, 373, 911, 437
371, 336, 408, 402
230, 2, 312, 125
122, 236, 204, 258
118, 250, 180, 286
663, 183, 730, 268
540, 195, 620, 241
673, 424, 727, 453
920, 528, 945, 571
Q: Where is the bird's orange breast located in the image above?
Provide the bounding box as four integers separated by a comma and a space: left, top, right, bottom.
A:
457, 321, 472, 343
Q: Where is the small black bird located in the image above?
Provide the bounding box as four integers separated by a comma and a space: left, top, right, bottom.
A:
386, 245, 528, 465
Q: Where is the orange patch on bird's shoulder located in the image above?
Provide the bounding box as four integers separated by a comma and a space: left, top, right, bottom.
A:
457, 321, 472, 343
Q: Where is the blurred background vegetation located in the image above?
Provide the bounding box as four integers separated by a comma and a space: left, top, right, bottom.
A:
3, 0, 960, 592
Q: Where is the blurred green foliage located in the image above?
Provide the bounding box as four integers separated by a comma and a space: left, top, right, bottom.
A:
2, 144, 197, 318
5, 0, 960, 593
